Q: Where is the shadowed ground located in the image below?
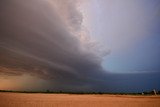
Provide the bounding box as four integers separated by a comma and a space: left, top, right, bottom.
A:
0, 92, 160, 107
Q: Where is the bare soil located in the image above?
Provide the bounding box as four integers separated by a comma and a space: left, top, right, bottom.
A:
0, 92, 160, 107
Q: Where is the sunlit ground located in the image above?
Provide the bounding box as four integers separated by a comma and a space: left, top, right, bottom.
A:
0, 92, 160, 107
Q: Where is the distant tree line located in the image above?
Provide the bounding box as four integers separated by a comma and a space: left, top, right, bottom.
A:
142, 90, 160, 95
0, 89, 160, 95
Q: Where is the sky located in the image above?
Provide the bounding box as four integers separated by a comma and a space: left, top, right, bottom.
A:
0, 0, 160, 93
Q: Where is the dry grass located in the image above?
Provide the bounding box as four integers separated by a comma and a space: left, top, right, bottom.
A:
0, 92, 160, 107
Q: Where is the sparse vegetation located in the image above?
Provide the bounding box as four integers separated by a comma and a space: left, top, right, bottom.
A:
0, 90, 160, 95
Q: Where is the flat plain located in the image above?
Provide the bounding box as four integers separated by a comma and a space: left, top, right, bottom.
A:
0, 92, 160, 107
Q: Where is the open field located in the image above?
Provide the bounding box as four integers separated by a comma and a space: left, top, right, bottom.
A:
0, 92, 160, 107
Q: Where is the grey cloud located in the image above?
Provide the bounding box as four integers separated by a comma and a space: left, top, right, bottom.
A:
52, 0, 83, 32
0, 0, 106, 90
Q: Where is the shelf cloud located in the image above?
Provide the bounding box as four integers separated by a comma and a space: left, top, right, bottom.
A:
0, 0, 108, 91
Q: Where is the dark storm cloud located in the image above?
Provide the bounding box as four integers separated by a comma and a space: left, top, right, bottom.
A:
0, 0, 107, 90
0, 0, 160, 92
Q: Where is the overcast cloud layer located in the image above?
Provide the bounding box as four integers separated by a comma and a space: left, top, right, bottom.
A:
0, 0, 160, 92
